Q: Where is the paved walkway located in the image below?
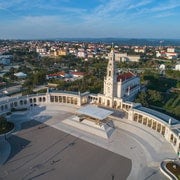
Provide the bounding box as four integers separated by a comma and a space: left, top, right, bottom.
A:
112, 119, 175, 180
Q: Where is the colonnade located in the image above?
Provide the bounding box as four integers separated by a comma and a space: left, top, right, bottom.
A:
0, 92, 84, 115
131, 111, 180, 154
88, 94, 132, 111
133, 112, 166, 136
170, 133, 180, 152
50, 95, 78, 105
0, 92, 179, 154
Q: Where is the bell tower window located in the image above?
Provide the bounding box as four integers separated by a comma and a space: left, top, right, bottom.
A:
109, 71, 111, 76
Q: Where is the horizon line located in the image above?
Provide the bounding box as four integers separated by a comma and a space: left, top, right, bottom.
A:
0, 37, 180, 41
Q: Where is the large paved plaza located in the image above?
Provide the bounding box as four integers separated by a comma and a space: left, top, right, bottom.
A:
0, 120, 131, 180
0, 104, 176, 180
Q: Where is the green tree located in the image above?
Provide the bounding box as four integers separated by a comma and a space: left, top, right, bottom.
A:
147, 90, 163, 106
135, 91, 149, 107
0, 116, 14, 134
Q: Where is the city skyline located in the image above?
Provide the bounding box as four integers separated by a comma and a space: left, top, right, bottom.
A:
0, 0, 180, 39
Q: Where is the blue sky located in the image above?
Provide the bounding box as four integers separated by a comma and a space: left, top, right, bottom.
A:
0, 0, 180, 39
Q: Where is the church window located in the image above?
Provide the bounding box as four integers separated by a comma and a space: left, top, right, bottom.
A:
109, 71, 111, 76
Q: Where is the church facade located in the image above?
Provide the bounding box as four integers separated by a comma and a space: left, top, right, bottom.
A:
94, 47, 140, 108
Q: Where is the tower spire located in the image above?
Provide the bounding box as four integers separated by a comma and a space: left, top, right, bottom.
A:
111, 43, 114, 50
103, 42, 117, 99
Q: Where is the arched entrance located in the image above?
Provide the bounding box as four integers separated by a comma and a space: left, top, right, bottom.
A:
114, 101, 117, 108
99, 97, 102, 104
107, 100, 110, 107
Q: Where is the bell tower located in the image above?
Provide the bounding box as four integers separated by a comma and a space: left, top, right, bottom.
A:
103, 45, 117, 105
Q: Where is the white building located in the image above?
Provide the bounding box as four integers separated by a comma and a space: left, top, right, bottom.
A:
167, 47, 175, 53
14, 72, 27, 78
134, 47, 146, 53
114, 53, 140, 62
165, 52, 178, 60
156, 51, 161, 58
77, 51, 87, 58
36, 47, 46, 53
127, 55, 140, 62
175, 64, 180, 71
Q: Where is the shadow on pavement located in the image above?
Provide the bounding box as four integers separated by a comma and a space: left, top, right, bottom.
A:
29, 105, 47, 116
21, 120, 44, 130
5, 135, 31, 164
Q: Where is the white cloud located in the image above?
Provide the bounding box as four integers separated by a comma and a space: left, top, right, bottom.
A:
150, 2, 180, 12
127, 0, 153, 10
82, 0, 131, 25
94, 0, 129, 16
0, 0, 179, 39
155, 12, 175, 18
120, 0, 180, 20
0, 6, 18, 17
0, 0, 25, 8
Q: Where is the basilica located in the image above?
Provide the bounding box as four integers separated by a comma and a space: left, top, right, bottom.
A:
97, 47, 140, 108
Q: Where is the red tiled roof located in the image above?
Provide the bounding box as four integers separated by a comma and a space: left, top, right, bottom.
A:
165, 52, 177, 55
71, 72, 84, 76
48, 71, 65, 77
0, 82, 6, 85
117, 72, 135, 82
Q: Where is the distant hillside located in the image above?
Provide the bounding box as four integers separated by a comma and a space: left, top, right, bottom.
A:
1, 38, 180, 46
52, 38, 180, 46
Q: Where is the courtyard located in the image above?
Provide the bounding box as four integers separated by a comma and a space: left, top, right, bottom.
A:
0, 104, 177, 180
0, 120, 131, 180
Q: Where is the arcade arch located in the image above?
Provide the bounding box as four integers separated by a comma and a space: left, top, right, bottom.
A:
133, 112, 166, 136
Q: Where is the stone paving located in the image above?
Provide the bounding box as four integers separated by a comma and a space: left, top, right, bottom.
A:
0, 111, 131, 180
0, 104, 176, 180
0, 141, 11, 165
29, 104, 176, 179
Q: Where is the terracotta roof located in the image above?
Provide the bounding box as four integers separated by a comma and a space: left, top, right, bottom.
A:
117, 72, 135, 82
165, 52, 177, 55
0, 82, 6, 85
48, 71, 65, 77
71, 72, 84, 76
